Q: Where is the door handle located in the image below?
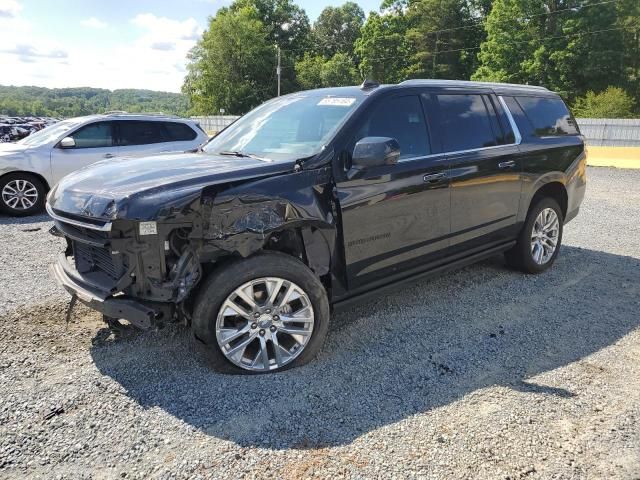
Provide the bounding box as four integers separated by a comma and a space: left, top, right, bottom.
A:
103, 153, 116, 159
498, 160, 516, 169
423, 172, 446, 183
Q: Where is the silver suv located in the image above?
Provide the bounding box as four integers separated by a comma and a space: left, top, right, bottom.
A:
0, 112, 208, 216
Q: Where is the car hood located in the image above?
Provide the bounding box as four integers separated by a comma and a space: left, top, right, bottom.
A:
47, 152, 296, 221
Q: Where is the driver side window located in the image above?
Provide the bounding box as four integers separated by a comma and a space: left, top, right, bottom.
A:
353, 95, 431, 160
69, 121, 114, 148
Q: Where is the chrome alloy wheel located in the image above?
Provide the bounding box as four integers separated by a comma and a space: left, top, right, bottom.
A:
1, 179, 38, 210
215, 277, 315, 372
530, 207, 560, 265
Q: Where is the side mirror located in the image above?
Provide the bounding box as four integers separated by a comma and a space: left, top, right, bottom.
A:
349, 137, 400, 178
59, 136, 76, 149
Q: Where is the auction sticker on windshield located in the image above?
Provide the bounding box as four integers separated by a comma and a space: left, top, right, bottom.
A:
317, 97, 356, 107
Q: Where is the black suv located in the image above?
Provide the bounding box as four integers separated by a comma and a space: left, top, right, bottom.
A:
48, 80, 586, 373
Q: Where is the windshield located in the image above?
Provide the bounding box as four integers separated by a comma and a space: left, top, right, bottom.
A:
203, 94, 362, 161
18, 120, 81, 147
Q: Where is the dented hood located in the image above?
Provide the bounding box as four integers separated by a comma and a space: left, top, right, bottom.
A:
47, 151, 295, 220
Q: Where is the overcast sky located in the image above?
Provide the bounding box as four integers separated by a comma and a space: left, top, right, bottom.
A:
0, 0, 380, 93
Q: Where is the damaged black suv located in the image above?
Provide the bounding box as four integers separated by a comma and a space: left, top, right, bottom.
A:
48, 80, 586, 373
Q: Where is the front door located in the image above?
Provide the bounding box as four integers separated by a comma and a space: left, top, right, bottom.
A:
335, 93, 450, 290
50, 121, 118, 185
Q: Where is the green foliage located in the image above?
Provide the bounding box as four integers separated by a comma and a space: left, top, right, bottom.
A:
313, 2, 365, 58
183, 0, 313, 114
321, 53, 360, 86
183, 6, 275, 115
404, 0, 485, 80
295, 54, 325, 89
295, 53, 359, 89
356, 11, 411, 83
231, 0, 311, 94
572, 87, 636, 118
473, 0, 628, 102
0, 85, 189, 117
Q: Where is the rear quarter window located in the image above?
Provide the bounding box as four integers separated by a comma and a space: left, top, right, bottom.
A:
164, 122, 197, 141
514, 96, 579, 137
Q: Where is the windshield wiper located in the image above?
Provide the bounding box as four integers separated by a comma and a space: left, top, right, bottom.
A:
218, 150, 261, 159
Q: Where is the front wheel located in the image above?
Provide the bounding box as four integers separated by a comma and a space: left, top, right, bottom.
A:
505, 197, 563, 274
192, 252, 330, 374
0, 173, 46, 216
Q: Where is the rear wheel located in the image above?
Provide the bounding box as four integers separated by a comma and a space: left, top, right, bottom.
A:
192, 252, 330, 374
0, 173, 46, 216
505, 197, 563, 274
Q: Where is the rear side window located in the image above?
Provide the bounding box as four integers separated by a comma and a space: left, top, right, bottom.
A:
163, 122, 197, 141
118, 121, 166, 146
436, 94, 498, 151
515, 96, 579, 136
69, 121, 113, 148
354, 95, 430, 160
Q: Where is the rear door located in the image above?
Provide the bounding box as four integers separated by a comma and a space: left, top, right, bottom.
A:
432, 91, 523, 252
49, 121, 117, 184
335, 92, 450, 289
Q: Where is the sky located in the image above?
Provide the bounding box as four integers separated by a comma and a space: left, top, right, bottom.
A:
0, 0, 381, 93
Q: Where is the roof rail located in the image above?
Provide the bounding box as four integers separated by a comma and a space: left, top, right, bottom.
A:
102, 111, 181, 119
398, 79, 549, 91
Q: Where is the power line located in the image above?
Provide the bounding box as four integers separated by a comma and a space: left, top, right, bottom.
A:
408, 0, 623, 38
359, 25, 636, 65
279, 0, 624, 57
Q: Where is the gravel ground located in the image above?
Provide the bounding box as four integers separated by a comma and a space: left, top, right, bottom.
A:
0, 166, 639, 480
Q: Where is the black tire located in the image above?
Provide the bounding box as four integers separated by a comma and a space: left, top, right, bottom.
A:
191, 251, 330, 374
0, 172, 46, 216
505, 197, 564, 274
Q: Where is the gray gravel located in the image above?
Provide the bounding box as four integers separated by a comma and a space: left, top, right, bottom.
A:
1, 166, 639, 479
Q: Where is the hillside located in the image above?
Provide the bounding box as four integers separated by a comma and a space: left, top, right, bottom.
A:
0, 85, 190, 118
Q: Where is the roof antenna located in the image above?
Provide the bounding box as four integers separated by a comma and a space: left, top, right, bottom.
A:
360, 79, 380, 90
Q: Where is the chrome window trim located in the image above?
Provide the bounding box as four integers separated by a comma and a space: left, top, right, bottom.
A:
498, 95, 523, 145
46, 203, 112, 232
360, 93, 525, 163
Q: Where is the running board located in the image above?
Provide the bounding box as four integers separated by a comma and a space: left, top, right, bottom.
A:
332, 241, 515, 312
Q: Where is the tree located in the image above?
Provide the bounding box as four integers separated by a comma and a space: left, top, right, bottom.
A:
313, 2, 365, 58
231, 0, 311, 94
295, 53, 359, 89
0, 85, 189, 117
474, 0, 627, 101
572, 87, 636, 118
320, 53, 360, 87
404, 0, 485, 80
617, 0, 640, 106
356, 11, 411, 83
182, 6, 274, 115
472, 0, 542, 84
295, 54, 324, 89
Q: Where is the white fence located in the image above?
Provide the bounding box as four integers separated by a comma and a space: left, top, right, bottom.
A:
575, 119, 640, 147
193, 115, 640, 147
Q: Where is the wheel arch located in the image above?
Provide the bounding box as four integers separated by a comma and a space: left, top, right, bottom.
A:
522, 174, 568, 222
0, 170, 51, 193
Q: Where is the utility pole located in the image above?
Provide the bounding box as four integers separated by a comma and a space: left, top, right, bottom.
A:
276, 46, 281, 97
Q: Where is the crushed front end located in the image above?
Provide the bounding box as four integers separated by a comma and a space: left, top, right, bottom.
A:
48, 204, 201, 329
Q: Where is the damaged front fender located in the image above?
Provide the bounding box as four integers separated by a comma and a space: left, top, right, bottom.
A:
199, 167, 337, 274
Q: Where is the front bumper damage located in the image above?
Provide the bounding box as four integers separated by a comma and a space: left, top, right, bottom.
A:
46, 204, 201, 329
50, 254, 172, 329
